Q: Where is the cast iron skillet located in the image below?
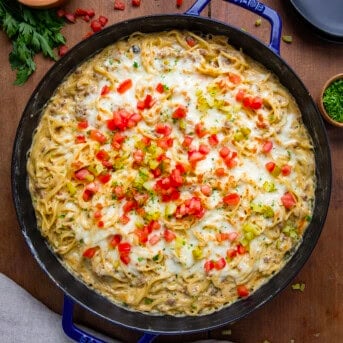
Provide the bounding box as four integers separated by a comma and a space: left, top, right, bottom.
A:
11, 0, 331, 341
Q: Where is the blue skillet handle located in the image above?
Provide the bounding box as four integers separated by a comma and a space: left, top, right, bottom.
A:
62, 295, 157, 343
186, 0, 282, 55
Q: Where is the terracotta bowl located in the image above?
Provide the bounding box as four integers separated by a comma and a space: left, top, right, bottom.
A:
318, 73, 343, 128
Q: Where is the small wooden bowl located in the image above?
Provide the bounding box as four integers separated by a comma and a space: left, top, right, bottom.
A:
318, 73, 343, 128
18, 0, 69, 9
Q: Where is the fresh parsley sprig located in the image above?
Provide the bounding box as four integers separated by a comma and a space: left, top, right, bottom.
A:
0, 0, 66, 85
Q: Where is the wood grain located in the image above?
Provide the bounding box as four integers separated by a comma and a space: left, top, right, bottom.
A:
0, 1, 342, 342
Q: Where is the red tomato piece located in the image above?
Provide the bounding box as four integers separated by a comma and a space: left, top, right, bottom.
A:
235, 89, 245, 102
170, 168, 183, 187
215, 168, 226, 177
98, 173, 111, 184
201, 184, 212, 196
149, 234, 160, 246
144, 94, 155, 109
137, 100, 145, 110
94, 210, 102, 219
148, 220, 161, 231
251, 96, 263, 110
281, 164, 292, 176
98, 15, 108, 27
109, 234, 122, 247
130, 113, 142, 123
265, 161, 276, 173
219, 146, 230, 158
208, 134, 219, 146
151, 167, 162, 178
64, 13, 76, 23
101, 84, 110, 96
176, 0, 183, 7
185, 36, 196, 47
82, 189, 93, 201
204, 260, 214, 273
118, 242, 131, 254
90, 130, 106, 143
132, 0, 141, 6
237, 244, 246, 254
96, 149, 109, 161
227, 248, 237, 259
119, 215, 130, 225
243, 96, 252, 108
86, 9, 95, 17
157, 137, 173, 149
123, 200, 137, 213
195, 123, 207, 137
156, 83, 164, 93
182, 135, 193, 148
228, 232, 238, 241
164, 229, 176, 242
262, 140, 273, 153
281, 192, 297, 209
112, 132, 126, 149
199, 144, 210, 155
117, 79, 133, 94
135, 227, 149, 244
188, 151, 205, 163
113, 186, 125, 199
223, 193, 240, 206
155, 123, 172, 136
114, 0, 125, 10
228, 73, 241, 84
75, 168, 91, 180
74, 8, 88, 16
97, 220, 104, 228
58, 45, 68, 57
120, 254, 131, 264
172, 105, 187, 119
133, 149, 144, 164
216, 232, 230, 242
237, 285, 249, 297
90, 19, 102, 32
214, 257, 226, 270
75, 135, 86, 144
83, 247, 97, 258
78, 120, 88, 129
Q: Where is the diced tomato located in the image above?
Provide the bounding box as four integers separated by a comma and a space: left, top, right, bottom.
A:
204, 260, 214, 273
208, 134, 219, 147
170, 168, 183, 187
109, 234, 122, 247
156, 83, 164, 93
82, 15, 90, 22
175, 163, 186, 174
227, 248, 237, 259
74, 8, 88, 16
144, 94, 155, 109
96, 149, 109, 161
228, 232, 238, 241
133, 149, 144, 164
64, 13, 76, 23
117, 79, 132, 94
85, 182, 99, 193
119, 214, 130, 225
86, 9, 95, 17
228, 73, 241, 84
223, 193, 240, 206
262, 140, 273, 153
235, 89, 245, 102
98, 173, 111, 184
201, 184, 212, 196
120, 254, 131, 264
90, 19, 102, 32
118, 242, 131, 254
265, 161, 276, 173
182, 135, 193, 148
132, 0, 141, 6
214, 257, 226, 270
97, 220, 104, 228
137, 100, 145, 110
157, 137, 173, 149
216, 232, 230, 242
82, 189, 93, 201
135, 227, 149, 244
237, 285, 249, 297
224, 156, 237, 169
98, 15, 108, 27
155, 123, 172, 136
164, 229, 176, 242
75, 135, 86, 144
149, 234, 160, 245
195, 123, 207, 138
130, 113, 142, 123
148, 220, 161, 231
113, 186, 125, 199
185, 36, 196, 47
114, 0, 125, 10
58, 45, 68, 57
199, 144, 210, 155
75, 168, 92, 181
94, 210, 102, 219
176, 0, 183, 8
237, 244, 246, 254
101, 160, 113, 169
101, 84, 110, 96
90, 130, 106, 143
83, 247, 97, 258
188, 151, 205, 164
251, 96, 263, 110
123, 200, 137, 213
281, 192, 297, 209
151, 167, 162, 178
112, 132, 126, 149
281, 164, 292, 176
172, 105, 187, 119
215, 168, 226, 177
243, 96, 252, 108
219, 146, 230, 158
77, 120, 88, 129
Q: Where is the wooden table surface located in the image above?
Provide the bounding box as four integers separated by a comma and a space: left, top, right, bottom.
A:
1, 0, 342, 342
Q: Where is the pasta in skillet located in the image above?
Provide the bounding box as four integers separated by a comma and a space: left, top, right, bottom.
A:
27, 31, 315, 315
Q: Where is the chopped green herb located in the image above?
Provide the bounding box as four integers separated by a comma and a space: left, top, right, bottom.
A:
137, 257, 144, 262
133, 61, 139, 68
282, 35, 293, 44
323, 79, 343, 122
144, 298, 153, 304
305, 215, 312, 222
152, 254, 159, 261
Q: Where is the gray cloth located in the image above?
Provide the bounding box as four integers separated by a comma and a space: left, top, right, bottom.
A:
0, 273, 232, 343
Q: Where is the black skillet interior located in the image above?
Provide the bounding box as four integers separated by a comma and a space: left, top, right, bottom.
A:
12, 14, 331, 334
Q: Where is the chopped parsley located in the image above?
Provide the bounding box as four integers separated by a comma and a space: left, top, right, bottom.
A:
133, 61, 139, 68
323, 78, 343, 122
